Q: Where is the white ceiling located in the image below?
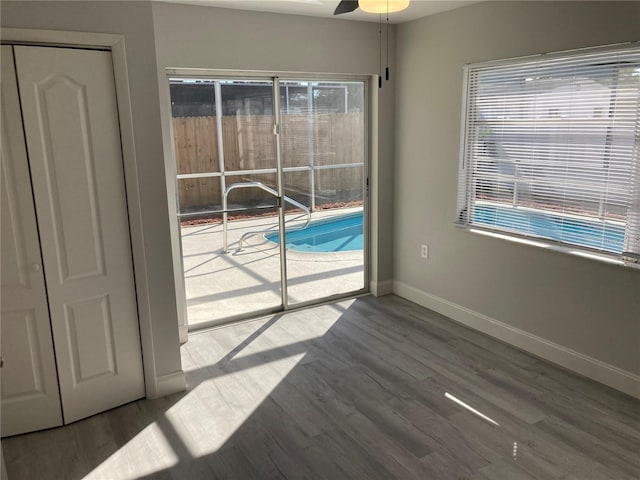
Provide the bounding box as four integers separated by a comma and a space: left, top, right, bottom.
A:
156, 0, 483, 24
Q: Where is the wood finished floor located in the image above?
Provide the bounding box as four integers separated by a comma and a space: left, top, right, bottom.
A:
3, 295, 639, 479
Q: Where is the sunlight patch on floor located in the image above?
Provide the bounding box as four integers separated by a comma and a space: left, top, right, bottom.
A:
84, 346, 309, 478
85, 299, 357, 478
445, 392, 500, 426
170, 354, 308, 457
86, 421, 179, 479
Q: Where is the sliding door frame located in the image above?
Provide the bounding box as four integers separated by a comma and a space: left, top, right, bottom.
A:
165, 69, 370, 330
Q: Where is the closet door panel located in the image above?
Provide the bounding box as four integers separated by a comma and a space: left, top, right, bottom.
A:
14, 46, 145, 423
1, 45, 63, 436
34, 74, 106, 281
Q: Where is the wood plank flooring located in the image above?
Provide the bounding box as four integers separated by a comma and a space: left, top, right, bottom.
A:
3, 295, 639, 479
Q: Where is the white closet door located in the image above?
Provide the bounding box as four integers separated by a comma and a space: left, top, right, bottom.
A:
14, 46, 145, 423
1, 45, 63, 436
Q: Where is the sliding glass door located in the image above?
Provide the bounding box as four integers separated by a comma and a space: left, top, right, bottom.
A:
172, 78, 284, 325
170, 75, 367, 328
279, 81, 366, 307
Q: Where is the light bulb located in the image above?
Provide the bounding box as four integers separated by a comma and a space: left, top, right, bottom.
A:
359, 0, 410, 14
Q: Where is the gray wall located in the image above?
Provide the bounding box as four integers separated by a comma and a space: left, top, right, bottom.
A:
394, 1, 640, 375
1, 1, 184, 390
151, 2, 397, 287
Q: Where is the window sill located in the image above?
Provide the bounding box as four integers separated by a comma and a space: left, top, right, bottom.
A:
458, 224, 640, 271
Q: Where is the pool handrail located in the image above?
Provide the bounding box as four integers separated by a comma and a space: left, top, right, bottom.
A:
222, 181, 311, 253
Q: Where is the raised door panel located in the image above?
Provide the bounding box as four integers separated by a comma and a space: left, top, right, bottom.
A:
14, 46, 145, 423
2, 310, 51, 398
29, 74, 106, 283
0, 45, 63, 437
64, 295, 118, 385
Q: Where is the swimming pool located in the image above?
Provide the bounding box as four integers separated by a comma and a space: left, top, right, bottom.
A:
266, 212, 363, 253
473, 204, 625, 253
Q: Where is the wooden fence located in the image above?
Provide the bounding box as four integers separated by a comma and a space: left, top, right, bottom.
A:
173, 113, 364, 212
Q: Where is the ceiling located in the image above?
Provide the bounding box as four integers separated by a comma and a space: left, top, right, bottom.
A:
156, 0, 483, 24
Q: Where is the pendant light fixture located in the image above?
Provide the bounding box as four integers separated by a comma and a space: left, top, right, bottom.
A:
359, 0, 409, 13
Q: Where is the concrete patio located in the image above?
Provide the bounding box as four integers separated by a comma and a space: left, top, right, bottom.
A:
181, 207, 365, 327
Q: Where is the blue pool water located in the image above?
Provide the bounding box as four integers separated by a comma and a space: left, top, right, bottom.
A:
473, 204, 625, 253
266, 212, 363, 252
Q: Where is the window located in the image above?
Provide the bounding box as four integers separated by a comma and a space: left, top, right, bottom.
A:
457, 44, 640, 264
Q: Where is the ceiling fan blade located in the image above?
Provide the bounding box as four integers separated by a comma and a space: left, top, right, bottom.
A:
334, 0, 359, 15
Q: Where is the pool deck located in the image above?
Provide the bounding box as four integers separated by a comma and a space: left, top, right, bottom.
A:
180, 207, 365, 327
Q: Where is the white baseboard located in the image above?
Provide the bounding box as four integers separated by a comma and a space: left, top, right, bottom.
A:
393, 281, 640, 400
370, 279, 394, 296
152, 370, 187, 399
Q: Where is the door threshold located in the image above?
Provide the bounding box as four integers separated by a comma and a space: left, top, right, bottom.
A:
186, 289, 370, 336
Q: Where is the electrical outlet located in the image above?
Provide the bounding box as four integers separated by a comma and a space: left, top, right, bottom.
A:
421, 244, 429, 259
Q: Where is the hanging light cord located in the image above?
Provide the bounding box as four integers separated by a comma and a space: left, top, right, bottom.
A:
379, 13, 382, 88
386, 0, 390, 81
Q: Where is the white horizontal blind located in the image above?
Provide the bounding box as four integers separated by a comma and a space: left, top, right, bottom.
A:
458, 45, 640, 260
